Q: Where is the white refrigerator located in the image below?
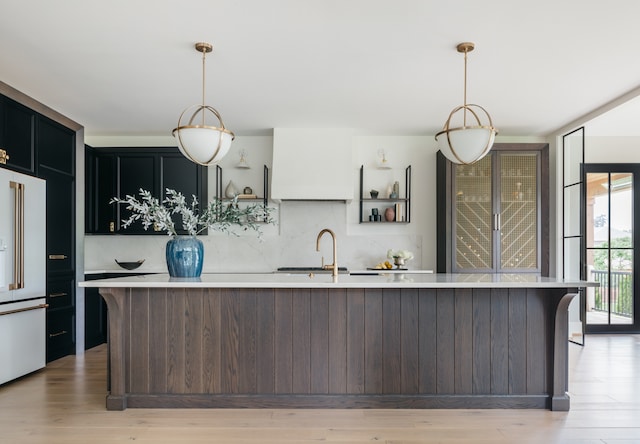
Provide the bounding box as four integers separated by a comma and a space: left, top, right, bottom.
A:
0, 168, 47, 385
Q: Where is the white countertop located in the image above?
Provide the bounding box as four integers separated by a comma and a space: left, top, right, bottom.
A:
84, 268, 434, 275
79, 272, 597, 289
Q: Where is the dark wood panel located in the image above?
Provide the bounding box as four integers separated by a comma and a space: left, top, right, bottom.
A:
472, 289, 492, 394
184, 289, 204, 393
274, 290, 293, 393
221, 289, 240, 392
490, 289, 509, 394
526, 288, 548, 394
238, 289, 257, 393
436, 289, 455, 394
454, 289, 473, 394
418, 289, 437, 393
149, 290, 168, 393
346, 289, 365, 394
364, 288, 383, 393
508, 289, 528, 394
310, 289, 329, 393
202, 289, 221, 393
328, 289, 347, 393
255, 290, 275, 393
129, 288, 149, 393
400, 289, 419, 394
167, 288, 186, 393
382, 290, 401, 394
292, 289, 311, 393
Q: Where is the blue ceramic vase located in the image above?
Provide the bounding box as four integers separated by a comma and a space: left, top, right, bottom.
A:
165, 236, 204, 277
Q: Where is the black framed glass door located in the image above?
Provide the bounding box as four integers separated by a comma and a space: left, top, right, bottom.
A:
584, 164, 639, 333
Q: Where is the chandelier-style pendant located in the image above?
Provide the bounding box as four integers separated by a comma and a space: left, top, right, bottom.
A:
435, 42, 498, 165
172, 42, 235, 166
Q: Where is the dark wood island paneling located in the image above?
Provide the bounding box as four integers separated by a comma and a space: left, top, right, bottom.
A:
99, 286, 576, 411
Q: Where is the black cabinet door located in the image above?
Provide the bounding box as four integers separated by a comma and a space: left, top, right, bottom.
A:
160, 152, 208, 235
47, 307, 75, 362
84, 285, 107, 350
40, 168, 75, 274
85, 147, 117, 233
0, 96, 35, 174
37, 115, 75, 175
116, 153, 156, 233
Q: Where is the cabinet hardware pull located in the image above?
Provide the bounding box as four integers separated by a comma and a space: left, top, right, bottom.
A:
109, 221, 115, 232
0, 303, 48, 316
0, 148, 9, 165
493, 214, 502, 231
48, 254, 68, 260
49, 292, 68, 298
493, 214, 498, 231
9, 181, 24, 290
49, 330, 67, 338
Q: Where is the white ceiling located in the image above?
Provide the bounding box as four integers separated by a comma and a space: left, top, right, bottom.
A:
2, 0, 640, 140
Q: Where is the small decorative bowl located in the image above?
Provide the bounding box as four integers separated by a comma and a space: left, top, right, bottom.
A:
115, 259, 145, 270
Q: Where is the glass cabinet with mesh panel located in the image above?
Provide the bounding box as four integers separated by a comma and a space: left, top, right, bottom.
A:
436, 143, 549, 275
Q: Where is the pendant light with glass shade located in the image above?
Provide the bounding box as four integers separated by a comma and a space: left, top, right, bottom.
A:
172, 42, 235, 166
435, 42, 498, 165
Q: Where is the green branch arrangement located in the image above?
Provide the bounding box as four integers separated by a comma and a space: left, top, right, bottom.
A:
111, 188, 273, 237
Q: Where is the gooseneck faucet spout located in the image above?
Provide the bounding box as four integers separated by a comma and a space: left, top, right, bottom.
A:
316, 228, 338, 277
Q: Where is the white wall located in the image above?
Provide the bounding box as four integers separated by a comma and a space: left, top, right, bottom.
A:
84, 133, 546, 274
585, 136, 640, 163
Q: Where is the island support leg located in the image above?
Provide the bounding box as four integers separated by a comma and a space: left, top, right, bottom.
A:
551, 292, 578, 411
99, 288, 127, 411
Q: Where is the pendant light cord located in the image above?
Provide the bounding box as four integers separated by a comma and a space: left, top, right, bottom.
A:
463, 47, 468, 127
201, 49, 207, 126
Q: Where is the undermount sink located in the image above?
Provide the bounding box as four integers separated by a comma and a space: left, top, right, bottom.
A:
276, 267, 349, 274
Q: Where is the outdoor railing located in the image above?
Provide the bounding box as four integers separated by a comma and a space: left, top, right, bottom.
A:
590, 269, 633, 317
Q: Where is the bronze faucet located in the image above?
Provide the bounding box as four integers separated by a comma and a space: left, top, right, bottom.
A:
316, 228, 338, 277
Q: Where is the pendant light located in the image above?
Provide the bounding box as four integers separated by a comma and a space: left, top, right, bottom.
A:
435, 42, 498, 165
172, 42, 235, 166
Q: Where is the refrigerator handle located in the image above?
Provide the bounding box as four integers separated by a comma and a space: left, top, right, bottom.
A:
9, 181, 24, 290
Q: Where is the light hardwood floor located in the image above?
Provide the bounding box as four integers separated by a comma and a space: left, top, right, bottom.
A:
0, 335, 638, 444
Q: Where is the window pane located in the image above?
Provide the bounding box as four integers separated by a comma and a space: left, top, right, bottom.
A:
563, 130, 583, 185
564, 183, 581, 237
564, 237, 581, 280
586, 173, 609, 248
609, 173, 633, 245
610, 249, 633, 325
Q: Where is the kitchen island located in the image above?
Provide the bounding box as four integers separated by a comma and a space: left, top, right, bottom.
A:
80, 273, 595, 411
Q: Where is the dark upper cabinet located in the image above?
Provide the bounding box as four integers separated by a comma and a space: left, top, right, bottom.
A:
85, 147, 207, 234
85, 146, 116, 233
0, 95, 36, 174
116, 153, 156, 234
37, 115, 75, 175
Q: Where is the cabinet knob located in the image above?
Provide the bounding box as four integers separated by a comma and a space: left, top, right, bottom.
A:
0, 148, 9, 165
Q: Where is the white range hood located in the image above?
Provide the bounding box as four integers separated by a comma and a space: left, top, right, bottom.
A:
271, 128, 354, 201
